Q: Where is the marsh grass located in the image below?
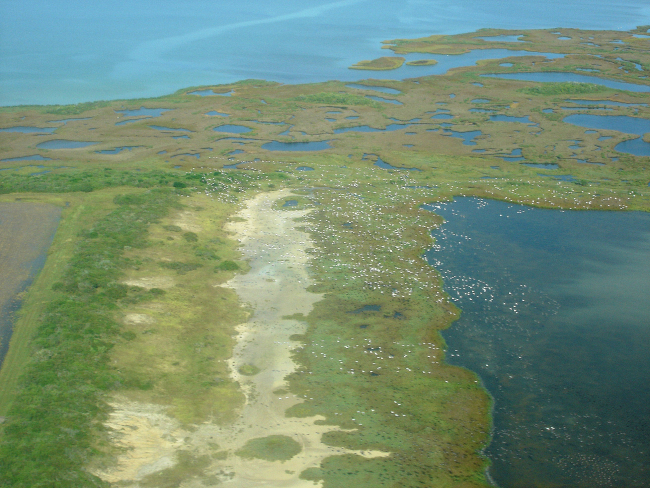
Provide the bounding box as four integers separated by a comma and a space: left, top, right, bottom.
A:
235, 435, 302, 462
349, 57, 405, 70
0, 188, 179, 487
521, 82, 608, 95
0, 169, 274, 485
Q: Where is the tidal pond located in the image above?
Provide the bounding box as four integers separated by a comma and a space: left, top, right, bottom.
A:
482, 72, 650, 92
35, 140, 98, 149
345, 83, 401, 95
261, 140, 331, 151
1, 155, 52, 162
0, 126, 57, 134
0, 203, 61, 366
115, 107, 171, 117
425, 197, 650, 488
213, 124, 253, 134
563, 114, 650, 156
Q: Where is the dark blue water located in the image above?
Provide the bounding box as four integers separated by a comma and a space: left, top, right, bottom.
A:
424, 197, 650, 488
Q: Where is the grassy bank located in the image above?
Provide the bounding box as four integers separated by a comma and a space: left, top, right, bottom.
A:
0, 168, 286, 487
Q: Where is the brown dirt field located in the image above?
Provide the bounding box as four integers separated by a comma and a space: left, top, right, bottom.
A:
0, 202, 61, 365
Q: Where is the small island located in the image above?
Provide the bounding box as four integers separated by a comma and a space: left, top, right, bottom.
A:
349, 56, 405, 70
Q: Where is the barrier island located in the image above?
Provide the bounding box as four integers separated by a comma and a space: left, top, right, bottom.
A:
0, 27, 649, 488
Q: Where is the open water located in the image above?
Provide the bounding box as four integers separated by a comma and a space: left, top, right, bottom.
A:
425, 197, 650, 487
1, 0, 650, 105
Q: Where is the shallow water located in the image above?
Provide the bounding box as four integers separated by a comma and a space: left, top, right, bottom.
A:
261, 140, 331, 151
482, 72, 650, 92
424, 197, 650, 487
442, 128, 482, 145
213, 124, 253, 133
333, 123, 414, 134
96, 146, 139, 154
365, 95, 402, 105
371, 156, 420, 171
0, 126, 57, 133
0, 154, 53, 162
490, 114, 535, 124
563, 114, 650, 156
36, 139, 98, 149
565, 99, 648, 107
3, 0, 650, 106
149, 125, 192, 132
115, 107, 171, 117
522, 162, 558, 169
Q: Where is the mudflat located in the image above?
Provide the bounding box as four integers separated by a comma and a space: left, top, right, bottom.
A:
0, 202, 61, 364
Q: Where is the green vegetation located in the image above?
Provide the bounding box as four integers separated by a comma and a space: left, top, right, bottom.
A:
521, 82, 608, 95
236, 435, 302, 462
238, 364, 261, 376
0, 188, 179, 487
406, 59, 438, 66
291, 92, 381, 107
0, 24, 649, 488
140, 450, 212, 488
349, 56, 405, 70
43, 101, 111, 115
216, 260, 240, 271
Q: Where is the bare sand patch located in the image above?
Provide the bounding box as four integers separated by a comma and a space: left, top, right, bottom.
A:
123, 313, 156, 325
122, 276, 174, 290
215, 189, 390, 487
171, 210, 203, 233
92, 398, 189, 483
96, 190, 389, 487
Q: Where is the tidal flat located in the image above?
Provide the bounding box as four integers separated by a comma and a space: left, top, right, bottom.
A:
0, 27, 649, 488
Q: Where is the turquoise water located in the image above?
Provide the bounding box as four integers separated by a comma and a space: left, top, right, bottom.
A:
425, 197, 650, 487
2, 1, 649, 106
